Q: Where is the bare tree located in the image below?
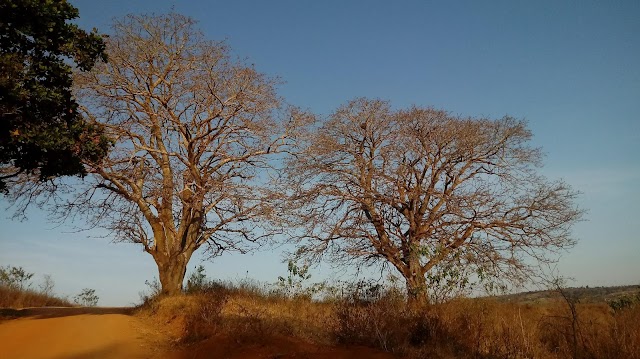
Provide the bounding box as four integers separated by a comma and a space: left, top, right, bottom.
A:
56, 13, 298, 295
286, 98, 583, 305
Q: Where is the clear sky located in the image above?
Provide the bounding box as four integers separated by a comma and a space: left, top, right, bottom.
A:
1, 0, 639, 306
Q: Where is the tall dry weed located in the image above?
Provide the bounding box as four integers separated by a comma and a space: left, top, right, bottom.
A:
0, 285, 72, 309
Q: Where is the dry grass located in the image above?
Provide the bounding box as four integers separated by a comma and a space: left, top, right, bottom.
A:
140, 281, 640, 359
0, 285, 72, 309
137, 281, 336, 346
334, 293, 640, 358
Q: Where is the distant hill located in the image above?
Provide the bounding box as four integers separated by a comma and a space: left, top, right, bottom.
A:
495, 284, 640, 304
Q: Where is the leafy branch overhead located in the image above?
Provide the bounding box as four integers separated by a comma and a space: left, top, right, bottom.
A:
0, 0, 111, 191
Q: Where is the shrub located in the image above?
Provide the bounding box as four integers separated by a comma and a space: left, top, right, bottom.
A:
0, 266, 71, 309
0, 285, 72, 308
0, 266, 34, 290
73, 288, 99, 307
608, 291, 640, 312
185, 265, 208, 294
137, 277, 640, 359
334, 290, 409, 352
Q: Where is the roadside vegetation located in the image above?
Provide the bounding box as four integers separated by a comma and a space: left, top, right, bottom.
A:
137, 266, 640, 359
0, 265, 97, 309
0, 283, 71, 309
2, 7, 635, 359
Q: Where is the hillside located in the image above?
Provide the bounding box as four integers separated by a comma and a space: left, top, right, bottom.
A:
497, 284, 640, 304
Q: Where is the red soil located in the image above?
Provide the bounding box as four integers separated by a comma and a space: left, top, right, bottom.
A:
0, 307, 396, 359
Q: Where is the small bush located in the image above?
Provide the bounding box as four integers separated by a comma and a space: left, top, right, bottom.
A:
0, 266, 34, 290
0, 266, 71, 309
73, 288, 99, 307
0, 285, 72, 308
334, 282, 408, 352
608, 291, 640, 312
185, 265, 208, 294
138, 276, 640, 359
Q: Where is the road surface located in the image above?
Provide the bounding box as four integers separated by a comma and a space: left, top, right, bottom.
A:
0, 307, 161, 359
0, 307, 396, 359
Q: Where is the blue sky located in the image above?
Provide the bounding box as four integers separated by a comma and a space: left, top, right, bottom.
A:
1, 0, 639, 306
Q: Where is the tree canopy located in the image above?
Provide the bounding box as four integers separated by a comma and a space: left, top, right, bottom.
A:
286, 98, 583, 304
2, 7, 583, 302
69, 13, 301, 294
0, 0, 110, 192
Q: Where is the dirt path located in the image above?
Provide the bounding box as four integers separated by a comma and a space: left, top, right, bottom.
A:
0, 307, 396, 359
0, 307, 163, 359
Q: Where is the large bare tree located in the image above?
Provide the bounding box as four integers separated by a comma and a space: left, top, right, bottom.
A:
64, 13, 296, 295
286, 98, 583, 305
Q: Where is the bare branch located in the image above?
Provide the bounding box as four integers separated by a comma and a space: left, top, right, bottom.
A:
7, 13, 302, 295
284, 98, 583, 304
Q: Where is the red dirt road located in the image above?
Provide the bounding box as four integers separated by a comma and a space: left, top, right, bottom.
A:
0, 307, 396, 359
0, 307, 160, 359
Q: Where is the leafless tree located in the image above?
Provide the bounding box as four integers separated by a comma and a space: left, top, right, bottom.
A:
34, 13, 302, 295
285, 98, 583, 305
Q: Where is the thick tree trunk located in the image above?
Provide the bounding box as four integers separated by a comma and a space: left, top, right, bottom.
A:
155, 252, 192, 296
405, 274, 429, 308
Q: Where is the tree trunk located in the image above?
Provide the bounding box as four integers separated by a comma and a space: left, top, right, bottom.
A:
155, 252, 192, 296
405, 274, 428, 308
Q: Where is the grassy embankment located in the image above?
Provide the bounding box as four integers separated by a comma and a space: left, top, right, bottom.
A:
2, 263, 637, 358
0, 285, 72, 309
139, 279, 640, 359
0, 265, 72, 309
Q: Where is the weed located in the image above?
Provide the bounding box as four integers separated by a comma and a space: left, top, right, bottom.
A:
73, 288, 99, 307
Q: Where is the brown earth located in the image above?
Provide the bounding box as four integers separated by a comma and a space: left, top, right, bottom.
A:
167, 334, 396, 359
0, 307, 163, 359
0, 307, 396, 359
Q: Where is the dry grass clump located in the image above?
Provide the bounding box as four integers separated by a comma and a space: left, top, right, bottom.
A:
137, 293, 209, 342
332, 294, 640, 358
0, 265, 72, 309
141, 281, 640, 359
139, 280, 336, 345
220, 285, 334, 344
0, 285, 72, 308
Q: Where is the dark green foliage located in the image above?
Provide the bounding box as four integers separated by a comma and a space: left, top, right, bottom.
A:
0, 0, 110, 191
608, 292, 640, 312
185, 265, 208, 293
73, 288, 99, 306
276, 260, 313, 298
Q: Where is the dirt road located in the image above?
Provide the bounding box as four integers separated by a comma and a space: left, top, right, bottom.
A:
0, 307, 161, 359
0, 307, 396, 359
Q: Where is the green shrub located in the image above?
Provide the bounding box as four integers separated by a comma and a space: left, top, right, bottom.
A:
73, 288, 99, 307
608, 292, 640, 312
